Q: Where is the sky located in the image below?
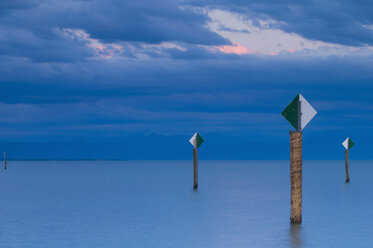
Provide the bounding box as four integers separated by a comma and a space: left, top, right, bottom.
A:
1, 0, 373, 160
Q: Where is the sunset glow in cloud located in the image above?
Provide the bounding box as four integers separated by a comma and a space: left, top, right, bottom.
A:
61, 28, 123, 58
206, 9, 363, 56
215, 43, 252, 55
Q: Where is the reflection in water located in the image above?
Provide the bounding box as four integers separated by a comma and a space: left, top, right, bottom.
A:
289, 223, 303, 248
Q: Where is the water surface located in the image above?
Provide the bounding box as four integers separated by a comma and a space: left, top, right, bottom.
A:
0, 160, 371, 247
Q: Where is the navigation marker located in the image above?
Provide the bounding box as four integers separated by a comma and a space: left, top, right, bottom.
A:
189, 132, 204, 190
282, 94, 317, 223
342, 137, 354, 150
342, 137, 354, 182
190, 133, 204, 149
282, 94, 317, 131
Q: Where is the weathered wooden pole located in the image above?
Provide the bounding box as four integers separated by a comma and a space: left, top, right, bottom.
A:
193, 148, 198, 189
189, 132, 204, 190
290, 131, 302, 223
4, 152, 6, 170
345, 149, 349, 182
282, 94, 317, 223
342, 137, 354, 183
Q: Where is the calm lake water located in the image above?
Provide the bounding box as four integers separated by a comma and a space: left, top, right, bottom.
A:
0, 160, 372, 248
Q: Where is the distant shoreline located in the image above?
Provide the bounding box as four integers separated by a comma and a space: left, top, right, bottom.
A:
3, 159, 129, 162
2, 159, 370, 161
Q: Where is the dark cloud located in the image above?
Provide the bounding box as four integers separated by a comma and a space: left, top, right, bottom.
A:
0, 0, 39, 16
0, 0, 227, 46
79, 0, 227, 45
1, 54, 373, 125
0, 0, 230, 62
0, 27, 93, 62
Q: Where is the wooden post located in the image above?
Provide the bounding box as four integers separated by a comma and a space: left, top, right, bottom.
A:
193, 148, 198, 189
4, 152, 6, 170
345, 149, 349, 182
283, 94, 316, 223
290, 131, 302, 223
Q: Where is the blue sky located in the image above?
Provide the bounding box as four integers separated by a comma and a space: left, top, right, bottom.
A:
0, 0, 373, 159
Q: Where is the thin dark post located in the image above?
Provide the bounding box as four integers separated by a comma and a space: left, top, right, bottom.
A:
4, 152, 6, 170
290, 131, 302, 223
193, 148, 198, 189
345, 149, 349, 182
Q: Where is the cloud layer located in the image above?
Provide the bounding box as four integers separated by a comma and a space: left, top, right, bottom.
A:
0, 0, 373, 159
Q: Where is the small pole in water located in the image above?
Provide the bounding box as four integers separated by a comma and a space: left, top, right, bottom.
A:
189, 132, 204, 190
282, 94, 317, 223
193, 148, 198, 189
342, 137, 354, 183
345, 150, 349, 182
4, 152, 6, 170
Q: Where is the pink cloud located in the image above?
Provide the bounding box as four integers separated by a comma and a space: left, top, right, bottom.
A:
215, 43, 253, 55
61, 28, 123, 59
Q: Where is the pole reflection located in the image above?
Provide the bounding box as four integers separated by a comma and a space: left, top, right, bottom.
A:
289, 223, 303, 248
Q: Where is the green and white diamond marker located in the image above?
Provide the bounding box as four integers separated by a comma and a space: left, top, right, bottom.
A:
282, 94, 317, 131
342, 137, 354, 150
190, 132, 204, 149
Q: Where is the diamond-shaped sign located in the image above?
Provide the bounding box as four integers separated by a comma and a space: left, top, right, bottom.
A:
282, 94, 317, 130
342, 137, 354, 150
189, 133, 204, 149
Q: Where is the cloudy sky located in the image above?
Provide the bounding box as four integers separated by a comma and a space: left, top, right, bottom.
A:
1, 0, 373, 159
